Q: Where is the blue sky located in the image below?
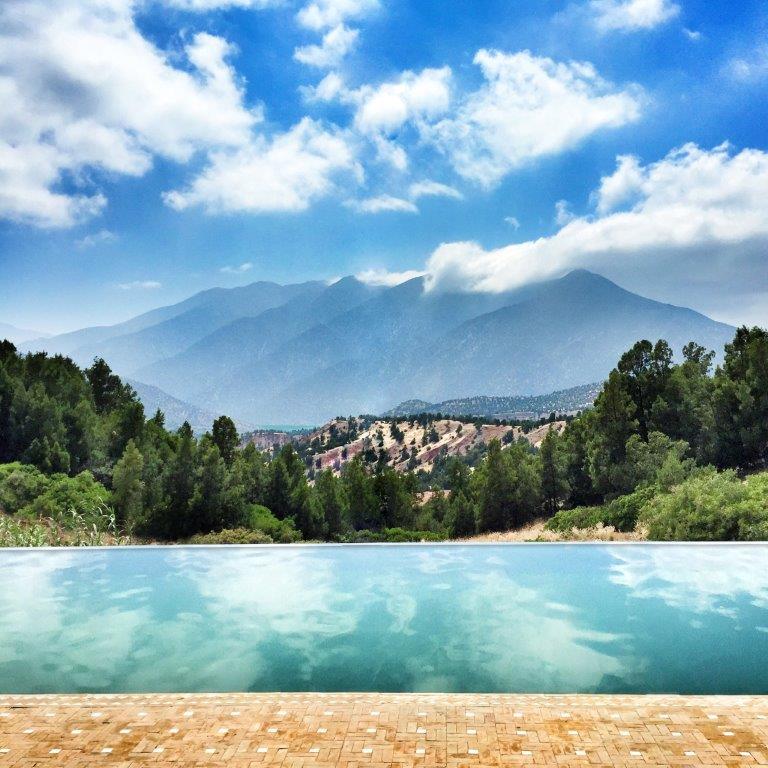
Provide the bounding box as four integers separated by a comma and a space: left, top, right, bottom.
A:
1, 0, 767, 333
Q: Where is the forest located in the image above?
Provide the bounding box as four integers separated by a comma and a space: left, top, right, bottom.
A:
0, 326, 766, 545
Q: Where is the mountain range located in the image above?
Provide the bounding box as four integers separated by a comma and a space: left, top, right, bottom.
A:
384, 383, 602, 420
14, 270, 735, 425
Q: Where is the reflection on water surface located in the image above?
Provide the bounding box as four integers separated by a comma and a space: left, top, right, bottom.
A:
1, 544, 767, 694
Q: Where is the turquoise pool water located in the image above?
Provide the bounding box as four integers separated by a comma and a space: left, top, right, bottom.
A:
1, 544, 767, 694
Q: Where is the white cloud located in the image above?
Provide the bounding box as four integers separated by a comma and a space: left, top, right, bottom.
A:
593, 153, 644, 213
0, 0, 258, 228
294, 24, 359, 68
427, 50, 642, 187
724, 43, 768, 84
297, 0, 379, 31
554, 200, 576, 226
421, 143, 768, 322
353, 67, 452, 136
408, 180, 463, 200
164, 118, 361, 213
683, 28, 702, 41
371, 135, 409, 170
307, 67, 451, 170
347, 195, 418, 214
165, 0, 277, 8
303, 72, 347, 102
220, 261, 253, 273
504, 216, 521, 229
347, 179, 461, 216
356, 268, 424, 286
118, 280, 162, 290
591, 0, 680, 32
75, 229, 117, 248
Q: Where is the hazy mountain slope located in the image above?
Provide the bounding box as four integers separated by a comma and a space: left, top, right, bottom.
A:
52, 281, 323, 372
21, 284, 236, 356
190, 277, 550, 421
197, 271, 734, 424
69, 279, 324, 374
33, 270, 735, 426
413, 270, 735, 400
136, 276, 381, 399
0, 322, 49, 345
22, 280, 322, 363
126, 379, 230, 434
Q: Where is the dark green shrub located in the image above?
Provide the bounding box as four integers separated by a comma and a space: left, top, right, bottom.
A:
0, 463, 51, 515
188, 528, 273, 544
639, 469, 757, 540
246, 504, 301, 542
20, 470, 111, 525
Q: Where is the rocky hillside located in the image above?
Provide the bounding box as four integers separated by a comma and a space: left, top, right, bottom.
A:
299, 416, 566, 475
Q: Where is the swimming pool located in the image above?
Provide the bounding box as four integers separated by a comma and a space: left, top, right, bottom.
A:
1, 544, 767, 694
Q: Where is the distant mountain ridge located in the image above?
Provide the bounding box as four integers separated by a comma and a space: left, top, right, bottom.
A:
21, 270, 736, 425
384, 383, 602, 420
125, 379, 252, 435
0, 322, 49, 345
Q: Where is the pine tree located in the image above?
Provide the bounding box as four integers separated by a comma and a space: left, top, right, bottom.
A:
476, 440, 513, 532
342, 457, 380, 530
713, 327, 768, 469
159, 422, 196, 538
588, 370, 639, 497
539, 428, 568, 516
446, 491, 476, 537
266, 457, 294, 519
211, 415, 239, 465
112, 439, 144, 526
189, 443, 227, 534
290, 481, 322, 540
315, 469, 348, 538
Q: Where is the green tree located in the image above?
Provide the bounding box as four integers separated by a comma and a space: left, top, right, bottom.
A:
476, 440, 541, 532
374, 468, 415, 529
616, 339, 673, 441
588, 370, 639, 497
445, 491, 476, 537
648, 342, 715, 462
266, 456, 294, 519
561, 413, 597, 506
342, 457, 380, 530
713, 327, 768, 469
188, 443, 227, 534
231, 443, 267, 505
85, 358, 129, 414
23, 436, 70, 474
539, 428, 568, 516
112, 439, 144, 526
157, 422, 197, 538
211, 415, 239, 465
290, 481, 322, 539
315, 469, 348, 538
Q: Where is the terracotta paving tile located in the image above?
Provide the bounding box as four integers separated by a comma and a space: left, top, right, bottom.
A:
0, 693, 766, 766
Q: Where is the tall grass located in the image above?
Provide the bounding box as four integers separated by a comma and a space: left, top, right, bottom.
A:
0, 503, 129, 547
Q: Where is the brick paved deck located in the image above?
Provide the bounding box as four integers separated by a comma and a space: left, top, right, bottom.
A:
0, 693, 766, 767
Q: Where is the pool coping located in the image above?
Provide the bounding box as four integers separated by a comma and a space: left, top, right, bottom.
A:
3, 540, 768, 551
